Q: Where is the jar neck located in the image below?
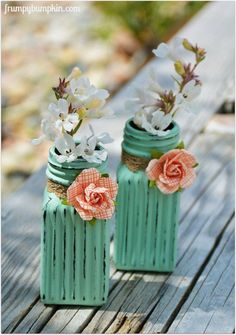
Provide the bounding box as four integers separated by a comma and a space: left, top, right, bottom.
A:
46, 146, 108, 186
122, 118, 180, 158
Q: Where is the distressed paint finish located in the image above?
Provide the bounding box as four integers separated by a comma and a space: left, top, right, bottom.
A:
40, 147, 110, 305
114, 119, 180, 272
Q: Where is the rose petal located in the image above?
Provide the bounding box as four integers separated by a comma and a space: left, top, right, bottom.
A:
178, 150, 197, 168
75, 195, 97, 211
157, 180, 179, 194
146, 159, 161, 181
74, 205, 94, 221
98, 177, 118, 199
180, 168, 196, 188
93, 205, 115, 220
67, 181, 83, 205
159, 173, 180, 187
76, 168, 100, 187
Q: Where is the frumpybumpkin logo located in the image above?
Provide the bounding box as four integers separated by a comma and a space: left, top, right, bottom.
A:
4, 3, 81, 15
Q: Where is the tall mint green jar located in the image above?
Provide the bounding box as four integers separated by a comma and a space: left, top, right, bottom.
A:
114, 119, 180, 272
40, 147, 110, 305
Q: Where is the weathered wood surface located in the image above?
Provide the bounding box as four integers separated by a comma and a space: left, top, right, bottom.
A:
1, 1, 235, 334
168, 218, 235, 334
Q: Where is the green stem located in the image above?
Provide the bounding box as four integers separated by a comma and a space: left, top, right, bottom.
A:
69, 119, 83, 136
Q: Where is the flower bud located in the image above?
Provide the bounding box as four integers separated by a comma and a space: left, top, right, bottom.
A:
174, 60, 185, 76
182, 38, 193, 51
66, 67, 82, 81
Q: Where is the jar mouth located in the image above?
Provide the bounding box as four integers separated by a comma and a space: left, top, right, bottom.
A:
122, 118, 180, 159
46, 144, 108, 186
48, 144, 107, 170
126, 118, 180, 140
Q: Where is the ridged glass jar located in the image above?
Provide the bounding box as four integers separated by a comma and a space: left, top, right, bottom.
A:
40, 147, 110, 305
114, 119, 180, 272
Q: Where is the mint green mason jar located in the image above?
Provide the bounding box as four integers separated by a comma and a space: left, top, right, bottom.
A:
40, 147, 110, 305
114, 119, 180, 272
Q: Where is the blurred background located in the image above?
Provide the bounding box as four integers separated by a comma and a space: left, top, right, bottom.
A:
1, 1, 206, 195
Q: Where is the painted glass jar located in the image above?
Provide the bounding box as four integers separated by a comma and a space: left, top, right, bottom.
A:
40, 147, 110, 305
114, 119, 180, 272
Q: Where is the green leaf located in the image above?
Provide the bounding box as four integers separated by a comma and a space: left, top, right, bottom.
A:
88, 218, 96, 225
61, 198, 70, 206
176, 140, 185, 149
149, 180, 156, 188
150, 149, 164, 159
178, 187, 184, 192
193, 162, 199, 168
101, 173, 110, 178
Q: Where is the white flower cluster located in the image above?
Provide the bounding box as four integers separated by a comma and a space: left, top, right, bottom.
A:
129, 37, 205, 136
33, 67, 113, 163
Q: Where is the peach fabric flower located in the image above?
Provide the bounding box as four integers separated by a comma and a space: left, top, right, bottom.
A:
146, 149, 197, 194
67, 168, 118, 221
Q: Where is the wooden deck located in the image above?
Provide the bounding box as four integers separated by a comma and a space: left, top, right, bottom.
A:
2, 2, 235, 333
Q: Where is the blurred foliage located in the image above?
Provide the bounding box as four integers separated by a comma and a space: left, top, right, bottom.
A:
94, 1, 206, 50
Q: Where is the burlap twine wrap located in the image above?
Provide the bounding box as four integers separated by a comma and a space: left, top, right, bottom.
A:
121, 150, 150, 172
47, 150, 149, 197
47, 179, 68, 199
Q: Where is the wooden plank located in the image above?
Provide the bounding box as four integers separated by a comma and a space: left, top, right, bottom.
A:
36, 132, 234, 334
81, 158, 234, 334
1, 167, 46, 333
1, 1, 234, 332
18, 255, 124, 334
168, 218, 235, 334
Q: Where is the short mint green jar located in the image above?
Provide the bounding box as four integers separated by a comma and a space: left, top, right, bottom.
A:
40, 147, 110, 305
114, 119, 180, 272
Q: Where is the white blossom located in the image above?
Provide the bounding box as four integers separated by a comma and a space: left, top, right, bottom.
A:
55, 134, 81, 163
49, 98, 79, 132
133, 109, 147, 128
32, 68, 113, 164
69, 77, 111, 119
148, 70, 165, 96
70, 77, 109, 102
32, 110, 62, 145
79, 136, 106, 163
152, 37, 184, 61
175, 80, 201, 113
127, 88, 159, 117
140, 110, 172, 136
84, 102, 113, 119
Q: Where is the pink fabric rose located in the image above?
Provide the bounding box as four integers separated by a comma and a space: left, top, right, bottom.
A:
146, 149, 197, 194
67, 168, 118, 221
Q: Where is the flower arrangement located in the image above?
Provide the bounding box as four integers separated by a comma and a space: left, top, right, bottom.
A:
33, 67, 113, 164
129, 37, 206, 136
34, 68, 118, 223
128, 37, 206, 194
